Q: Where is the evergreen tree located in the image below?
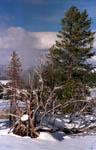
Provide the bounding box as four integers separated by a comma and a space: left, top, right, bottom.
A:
6, 51, 22, 126
7, 51, 22, 88
48, 6, 95, 106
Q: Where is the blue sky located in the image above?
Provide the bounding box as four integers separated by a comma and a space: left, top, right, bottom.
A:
0, 0, 96, 32
0, 0, 96, 67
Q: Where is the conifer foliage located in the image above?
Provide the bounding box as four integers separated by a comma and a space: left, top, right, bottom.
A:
7, 50, 22, 88
48, 6, 95, 104
6, 51, 22, 126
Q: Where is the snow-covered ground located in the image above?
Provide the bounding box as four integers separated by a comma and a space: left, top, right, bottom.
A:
0, 119, 95, 150
0, 80, 10, 85
0, 99, 25, 109
0, 128, 96, 150
0, 87, 96, 150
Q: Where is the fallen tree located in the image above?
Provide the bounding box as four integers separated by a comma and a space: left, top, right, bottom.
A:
0, 63, 96, 138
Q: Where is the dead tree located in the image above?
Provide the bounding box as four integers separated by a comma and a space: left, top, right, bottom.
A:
6, 50, 22, 127
7, 61, 62, 137
1, 81, 96, 137
1, 60, 96, 137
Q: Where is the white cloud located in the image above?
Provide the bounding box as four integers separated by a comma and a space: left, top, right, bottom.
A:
93, 33, 96, 49
1, 26, 96, 68
88, 33, 96, 65
0, 27, 57, 68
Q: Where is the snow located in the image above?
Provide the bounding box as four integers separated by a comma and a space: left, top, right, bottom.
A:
89, 88, 96, 98
87, 87, 96, 100
1, 97, 96, 149
0, 99, 10, 109
0, 80, 10, 85
0, 119, 95, 149
37, 132, 56, 141
21, 114, 28, 122
0, 99, 25, 109
0, 130, 96, 150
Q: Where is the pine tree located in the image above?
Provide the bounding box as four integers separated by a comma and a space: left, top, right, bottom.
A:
7, 51, 22, 88
6, 51, 22, 126
47, 6, 95, 107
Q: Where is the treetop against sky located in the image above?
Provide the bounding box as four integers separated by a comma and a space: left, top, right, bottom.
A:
0, 0, 96, 67
0, 0, 96, 32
